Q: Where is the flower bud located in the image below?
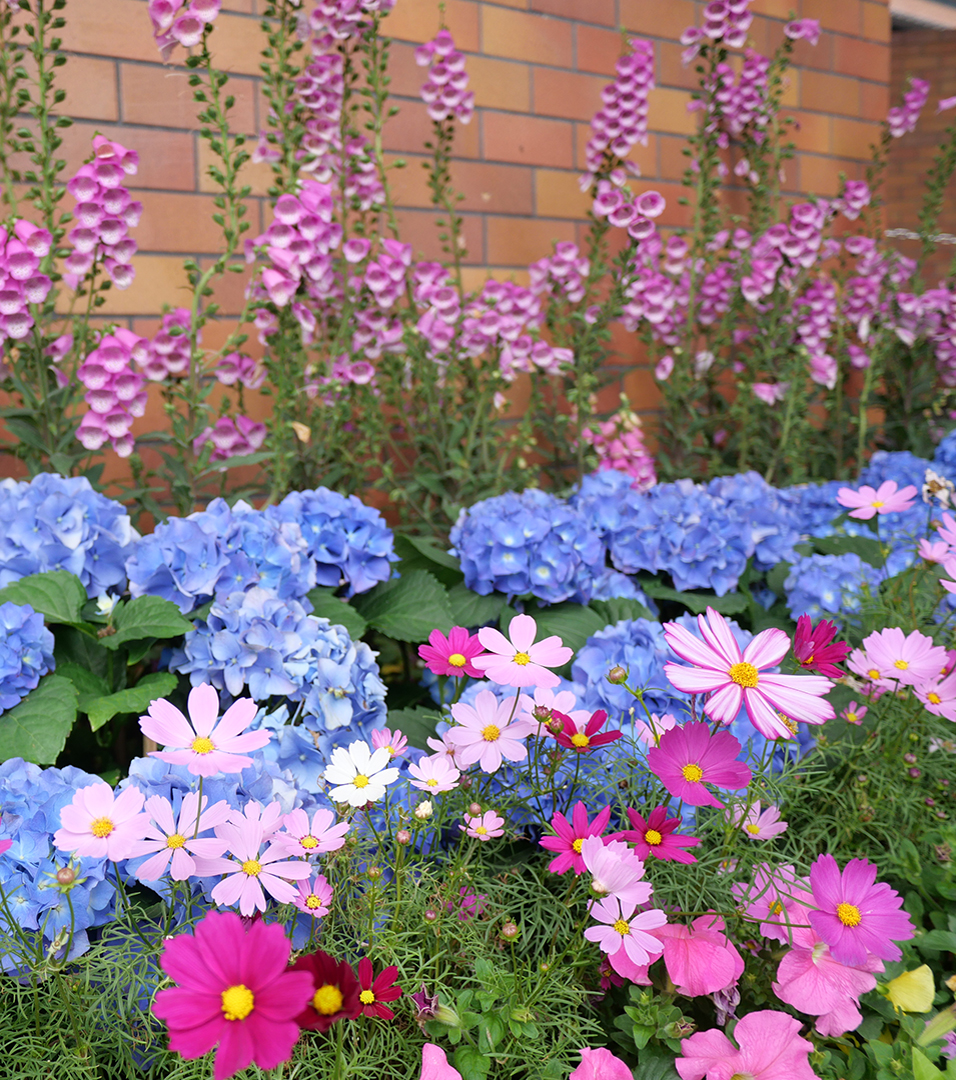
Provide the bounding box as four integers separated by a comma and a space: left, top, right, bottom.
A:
396, 829, 411, 845
414, 800, 433, 820
606, 665, 628, 685
546, 715, 565, 735
909, 767, 922, 779
468, 802, 482, 817
904, 753, 917, 764
433, 1003, 461, 1027
56, 866, 76, 887
926, 797, 937, 807
510, 1006, 533, 1023
500, 921, 520, 940
367, 865, 383, 880
532, 705, 552, 723
424, 908, 438, 923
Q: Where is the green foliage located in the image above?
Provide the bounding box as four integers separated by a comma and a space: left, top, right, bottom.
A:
0, 570, 86, 624
0, 673, 76, 763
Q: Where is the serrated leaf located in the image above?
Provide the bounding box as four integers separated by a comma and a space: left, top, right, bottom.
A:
305, 588, 368, 640
385, 706, 441, 751
0, 570, 86, 624
447, 583, 505, 628
351, 570, 453, 642
100, 595, 194, 651
589, 597, 656, 626
0, 675, 78, 764
814, 534, 885, 568
530, 602, 606, 655
82, 672, 178, 732
56, 661, 110, 700
642, 583, 749, 616
394, 534, 464, 587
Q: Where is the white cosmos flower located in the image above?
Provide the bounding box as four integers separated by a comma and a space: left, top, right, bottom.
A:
323, 740, 400, 807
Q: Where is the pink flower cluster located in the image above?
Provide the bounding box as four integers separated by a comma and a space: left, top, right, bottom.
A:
140, 308, 192, 381
76, 329, 149, 457
287, 34, 343, 178
835, 179, 871, 221
193, 415, 267, 462
364, 238, 412, 310
784, 18, 821, 45
580, 406, 656, 491
680, 0, 753, 61
64, 136, 141, 291
713, 49, 771, 137
888, 76, 930, 138
215, 352, 264, 390
529, 241, 590, 304
148, 0, 220, 60
0, 221, 52, 345
306, 0, 395, 43
583, 39, 654, 176
416, 29, 475, 125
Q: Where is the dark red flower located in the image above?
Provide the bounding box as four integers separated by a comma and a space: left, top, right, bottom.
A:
792, 615, 851, 678
290, 950, 361, 1032
609, 805, 700, 864
553, 709, 622, 753
356, 957, 402, 1020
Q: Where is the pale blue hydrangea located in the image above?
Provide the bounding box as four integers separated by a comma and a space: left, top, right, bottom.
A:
0, 601, 55, 714
783, 553, 882, 620
775, 481, 847, 539
705, 471, 800, 570
859, 450, 931, 493
933, 429, 956, 479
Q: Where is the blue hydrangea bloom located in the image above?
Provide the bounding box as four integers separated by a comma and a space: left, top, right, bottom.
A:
266, 487, 396, 597
449, 488, 605, 603
783, 553, 882, 620
777, 481, 848, 539
933, 429, 956, 479
0, 473, 135, 598
859, 450, 931, 493
705, 471, 800, 571
0, 601, 55, 713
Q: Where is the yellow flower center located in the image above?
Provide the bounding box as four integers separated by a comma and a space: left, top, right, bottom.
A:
475, 826, 488, 835
90, 817, 114, 838
681, 763, 704, 783
448, 653, 467, 667
482, 724, 501, 742
242, 859, 261, 877
572, 838, 584, 853
359, 990, 375, 1005
220, 984, 254, 1022
166, 833, 186, 849
353, 774, 369, 789
846, 712, 858, 723
894, 659, 909, 670
571, 733, 590, 748
644, 829, 663, 845
728, 661, 759, 688
191, 736, 215, 755
313, 984, 344, 1015
300, 835, 319, 849
769, 900, 784, 915
612, 919, 630, 935
871, 500, 885, 508
305, 894, 323, 909
426, 778, 438, 786
746, 824, 761, 835
513, 652, 531, 666
867, 668, 880, 679
837, 902, 862, 927
928, 692, 942, 704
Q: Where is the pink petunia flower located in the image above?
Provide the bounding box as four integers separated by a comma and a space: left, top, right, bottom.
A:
276, 807, 350, 859
128, 792, 231, 881
581, 836, 653, 908
553, 708, 622, 753
836, 480, 918, 519
471, 613, 572, 688
569, 1048, 633, 1080
915, 669, 956, 721
420, 1043, 464, 1080
139, 684, 270, 777
584, 897, 666, 976
418, 626, 485, 678
676, 1009, 817, 1080
842, 700, 868, 725
292, 874, 333, 918
54, 781, 149, 861
407, 754, 461, 793
539, 802, 612, 876
859, 626, 949, 689
460, 809, 505, 841
808, 854, 914, 967
370, 727, 408, 758
731, 800, 789, 840
153, 911, 313, 1080
652, 914, 745, 998
610, 805, 699, 864
663, 607, 835, 740
645, 722, 752, 809
446, 689, 533, 772
792, 615, 851, 677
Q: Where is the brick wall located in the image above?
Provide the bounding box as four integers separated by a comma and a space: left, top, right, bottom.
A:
40, 0, 891, 470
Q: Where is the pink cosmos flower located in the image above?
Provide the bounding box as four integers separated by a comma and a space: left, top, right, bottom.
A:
792, 615, 851, 677
860, 626, 949, 689
731, 801, 789, 841
370, 727, 408, 758
54, 781, 149, 861
919, 538, 951, 563
292, 874, 333, 918
842, 700, 868, 725
425, 731, 461, 767
518, 686, 589, 736
539, 802, 612, 875
581, 836, 653, 908
276, 807, 350, 859
407, 754, 461, 793
569, 1047, 633, 1080
418, 626, 485, 678
460, 809, 505, 841
915, 669, 956, 721
645, 722, 752, 809
610, 805, 699, 864
419, 1043, 463, 1080
664, 608, 835, 740
808, 855, 914, 967
153, 911, 313, 1080
632, 711, 679, 747
836, 480, 918, 519
447, 689, 532, 772
472, 613, 572, 688
140, 684, 270, 777
733, 863, 815, 945
676, 1009, 817, 1080
584, 897, 666, 976
553, 708, 621, 753
652, 914, 745, 998
128, 792, 231, 881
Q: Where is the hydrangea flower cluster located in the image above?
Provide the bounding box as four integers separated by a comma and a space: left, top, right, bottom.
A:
64, 136, 141, 291
705, 471, 800, 571
580, 407, 656, 491
783, 553, 883, 621
147, 0, 220, 61
449, 489, 605, 604
0, 220, 53, 347
0, 601, 55, 713
0, 473, 135, 597
76, 329, 149, 457
583, 38, 654, 177
416, 29, 475, 124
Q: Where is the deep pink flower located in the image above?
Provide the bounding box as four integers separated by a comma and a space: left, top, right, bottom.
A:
447, 689, 532, 772
418, 626, 484, 678
808, 854, 914, 966
553, 708, 621, 753
584, 897, 666, 975
357, 956, 402, 1020
733, 863, 815, 946
676, 1009, 817, 1080
569, 1047, 633, 1080
539, 802, 612, 875
784, 18, 821, 45
472, 613, 572, 688
731, 800, 789, 840
645, 722, 752, 809
420, 1043, 463, 1080
836, 480, 917, 519
654, 914, 745, 998
792, 615, 851, 677
128, 792, 230, 881
664, 608, 835, 740
291, 950, 361, 1032
859, 627, 949, 689
54, 781, 149, 861
153, 911, 313, 1080
610, 805, 699, 864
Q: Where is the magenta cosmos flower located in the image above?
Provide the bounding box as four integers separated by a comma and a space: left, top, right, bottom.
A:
447, 688, 532, 772
645, 722, 752, 809
472, 613, 572, 688
676, 1009, 817, 1080
611, 805, 699, 864
808, 853, 914, 967
418, 626, 484, 678
792, 615, 851, 677
54, 781, 149, 861
836, 480, 917, 519
292, 873, 332, 918
291, 950, 361, 1032
663, 607, 835, 740
128, 792, 230, 881
553, 709, 622, 753
140, 684, 269, 777
153, 911, 314, 1080
859, 626, 948, 689
539, 802, 612, 875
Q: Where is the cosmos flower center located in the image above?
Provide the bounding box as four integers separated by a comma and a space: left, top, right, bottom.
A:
728, 661, 759, 688
426, 778, 438, 787
571, 733, 590, 748
867, 668, 880, 679
313, 984, 344, 1015
871, 500, 884, 508
746, 824, 761, 835
300, 834, 319, 849
572, 838, 584, 853
894, 659, 909, 670
612, 919, 630, 935
475, 826, 488, 835
482, 724, 501, 742
221, 984, 254, 1021
242, 858, 262, 877
192, 736, 215, 755
644, 829, 663, 845
360, 989, 376, 1005
513, 652, 531, 666
448, 652, 467, 667
681, 763, 704, 783
769, 900, 784, 915
928, 693, 942, 704
353, 774, 369, 789
305, 894, 323, 909
837, 902, 862, 927
846, 712, 858, 722
166, 833, 186, 849
90, 816, 114, 838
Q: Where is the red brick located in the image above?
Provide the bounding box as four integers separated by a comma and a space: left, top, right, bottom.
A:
788, 109, 831, 153
801, 0, 861, 36
860, 80, 890, 122
620, 0, 696, 42
60, 0, 175, 64
92, 255, 192, 316
382, 98, 481, 158
386, 154, 534, 215
385, 41, 431, 99
657, 40, 703, 92
198, 139, 275, 196
797, 153, 844, 196
533, 68, 605, 122
800, 70, 861, 117
532, 0, 614, 22
53, 56, 118, 122
120, 64, 257, 132
383, 0, 480, 51
833, 36, 889, 83
831, 116, 880, 158
575, 25, 622, 77
788, 33, 835, 73
56, 123, 196, 190
482, 8, 573, 67
648, 86, 698, 136
393, 208, 485, 263
658, 132, 691, 181
467, 55, 531, 112
748, 0, 800, 17
135, 191, 233, 252
483, 111, 574, 167
535, 169, 591, 218
862, 1, 890, 42
486, 215, 576, 264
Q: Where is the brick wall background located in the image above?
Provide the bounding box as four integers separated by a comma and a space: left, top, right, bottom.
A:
37, 0, 891, 472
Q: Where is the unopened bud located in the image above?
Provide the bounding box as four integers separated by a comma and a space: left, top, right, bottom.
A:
909, 767, 922, 779
468, 802, 482, 817
606, 665, 628, 685
546, 716, 565, 735
367, 865, 383, 880
904, 753, 917, 764
396, 829, 411, 845
926, 797, 937, 807
414, 801, 433, 820
433, 1003, 461, 1027
532, 705, 552, 723
424, 908, 438, 923
56, 867, 76, 887
500, 921, 520, 940
459, 775, 472, 790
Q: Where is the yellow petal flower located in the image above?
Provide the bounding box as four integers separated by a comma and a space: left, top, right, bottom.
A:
887, 965, 935, 1013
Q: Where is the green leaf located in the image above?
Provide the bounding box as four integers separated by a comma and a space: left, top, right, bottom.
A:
99, 595, 194, 651
0, 675, 78, 764
352, 570, 453, 642
766, 560, 792, 599
477, 1014, 505, 1054
305, 588, 368, 640
55, 661, 110, 700
53, 625, 112, 680
530, 602, 605, 655
631, 1052, 681, 1080
642, 583, 749, 616
917, 929, 956, 954
814, 534, 885, 568
589, 597, 656, 626
0, 570, 86, 624
447, 583, 505, 628
914, 1048, 946, 1080
82, 672, 179, 732
453, 1045, 491, 1080
394, 534, 464, 587
384, 706, 441, 750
